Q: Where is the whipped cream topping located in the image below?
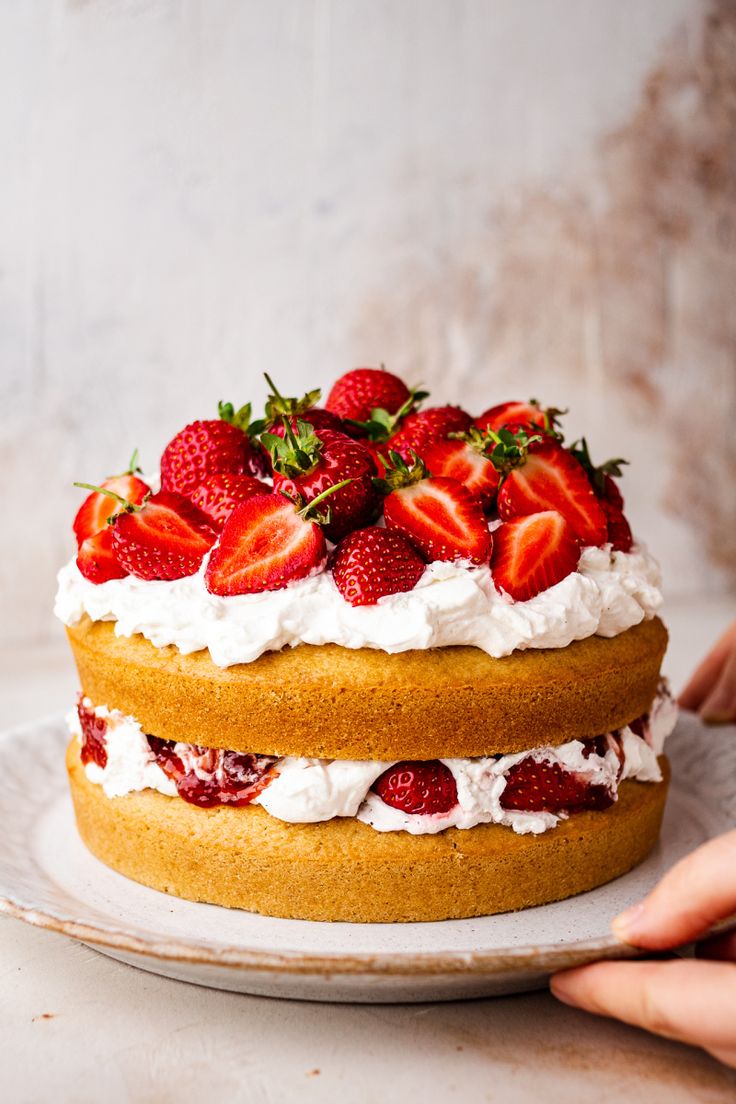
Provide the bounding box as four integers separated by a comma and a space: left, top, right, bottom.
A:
69, 683, 676, 836
55, 544, 663, 667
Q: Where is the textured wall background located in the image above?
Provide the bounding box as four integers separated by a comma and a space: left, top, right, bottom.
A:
1, 0, 735, 643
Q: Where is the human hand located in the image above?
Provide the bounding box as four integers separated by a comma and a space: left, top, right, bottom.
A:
550, 830, 736, 1067
679, 621, 736, 723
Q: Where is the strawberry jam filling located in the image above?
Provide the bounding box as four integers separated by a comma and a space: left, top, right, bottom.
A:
77, 699, 108, 769
146, 736, 278, 808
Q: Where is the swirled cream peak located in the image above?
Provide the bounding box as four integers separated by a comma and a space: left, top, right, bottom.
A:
55, 544, 663, 667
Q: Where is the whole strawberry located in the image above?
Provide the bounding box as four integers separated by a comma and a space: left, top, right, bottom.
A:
263, 422, 378, 542
331, 526, 425, 607
160, 402, 264, 497
205, 485, 348, 596
111, 491, 217, 581
325, 366, 413, 424
600, 499, 633, 553
190, 473, 271, 531
380, 453, 493, 565
373, 760, 458, 816
258, 374, 344, 440
370, 405, 473, 469
569, 437, 627, 509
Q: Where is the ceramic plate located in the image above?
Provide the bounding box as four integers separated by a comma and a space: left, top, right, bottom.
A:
1, 713, 733, 1003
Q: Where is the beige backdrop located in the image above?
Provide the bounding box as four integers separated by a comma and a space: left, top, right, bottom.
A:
1, 0, 734, 644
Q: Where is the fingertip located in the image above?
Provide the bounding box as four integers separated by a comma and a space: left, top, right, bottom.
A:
549, 971, 581, 1007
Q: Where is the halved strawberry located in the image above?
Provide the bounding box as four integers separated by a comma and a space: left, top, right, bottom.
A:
77, 698, 108, 768
600, 499, 634, 553
496, 441, 608, 546
331, 526, 425, 607
73, 469, 150, 547
382, 461, 492, 565
500, 757, 614, 813
490, 511, 580, 601
204, 489, 343, 596
190, 473, 271, 530
76, 528, 128, 584
111, 491, 216, 581
325, 366, 413, 424
422, 438, 500, 510
372, 760, 458, 816
160, 403, 264, 496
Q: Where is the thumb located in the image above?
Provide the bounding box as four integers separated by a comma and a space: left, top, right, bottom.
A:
612, 830, 736, 950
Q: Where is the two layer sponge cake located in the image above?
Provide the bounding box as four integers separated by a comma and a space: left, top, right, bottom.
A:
57, 372, 676, 922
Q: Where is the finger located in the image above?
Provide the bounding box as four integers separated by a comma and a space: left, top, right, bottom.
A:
679, 622, 736, 711
699, 642, 736, 724
611, 830, 736, 949
696, 929, 736, 962
551, 959, 736, 1067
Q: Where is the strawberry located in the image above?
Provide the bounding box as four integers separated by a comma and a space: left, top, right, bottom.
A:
257, 374, 344, 439
160, 402, 264, 497
205, 487, 344, 596
422, 436, 500, 510
73, 454, 150, 548
264, 423, 378, 542
500, 757, 614, 813
111, 491, 216, 581
496, 441, 608, 546
490, 511, 580, 601
76, 528, 128, 585
189, 473, 271, 531
475, 399, 561, 436
373, 760, 458, 816
331, 526, 425, 607
325, 366, 413, 424
385, 405, 473, 463
381, 454, 493, 565
77, 698, 108, 769
569, 437, 627, 509
147, 737, 277, 808
600, 498, 634, 553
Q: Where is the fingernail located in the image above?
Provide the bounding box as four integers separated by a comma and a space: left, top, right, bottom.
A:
611, 900, 647, 940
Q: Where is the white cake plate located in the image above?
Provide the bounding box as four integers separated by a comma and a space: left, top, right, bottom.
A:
0, 712, 733, 1003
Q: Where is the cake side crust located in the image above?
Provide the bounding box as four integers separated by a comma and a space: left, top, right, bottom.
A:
66, 617, 668, 759
67, 740, 669, 923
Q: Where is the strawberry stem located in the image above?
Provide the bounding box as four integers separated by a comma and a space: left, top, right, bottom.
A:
290, 478, 353, 525
373, 449, 427, 494
73, 482, 150, 522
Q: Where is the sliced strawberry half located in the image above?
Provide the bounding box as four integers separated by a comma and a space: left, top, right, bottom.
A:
204, 492, 334, 596
331, 526, 425, 607
73, 472, 150, 547
383, 471, 493, 565
111, 491, 216, 581
77, 698, 108, 769
422, 438, 500, 510
500, 757, 614, 813
190, 473, 271, 530
475, 399, 556, 435
76, 528, 129, 585
373, 760, 458, 816
490, 511, 580, 601
497, 441, 608, 545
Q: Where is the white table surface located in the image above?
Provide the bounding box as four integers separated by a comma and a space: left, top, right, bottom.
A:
3, 598, 736, 1103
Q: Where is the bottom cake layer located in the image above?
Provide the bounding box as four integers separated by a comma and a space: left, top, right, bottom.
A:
67, 741, 669, 923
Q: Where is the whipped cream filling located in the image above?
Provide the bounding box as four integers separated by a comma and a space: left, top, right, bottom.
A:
69, 682, 676, 837
55, 544, 663, 667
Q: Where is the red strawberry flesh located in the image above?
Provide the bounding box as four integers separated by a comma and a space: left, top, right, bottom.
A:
147, 736, 278, 808
490, 511, 580, 601
373, 760, 458, 816
73, 474, 150, 547
76, 528, 128, 585
384, 477, 493, 564
422, 439, 500, 510
497, 442, 608, 545
205, 494, 326, 596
